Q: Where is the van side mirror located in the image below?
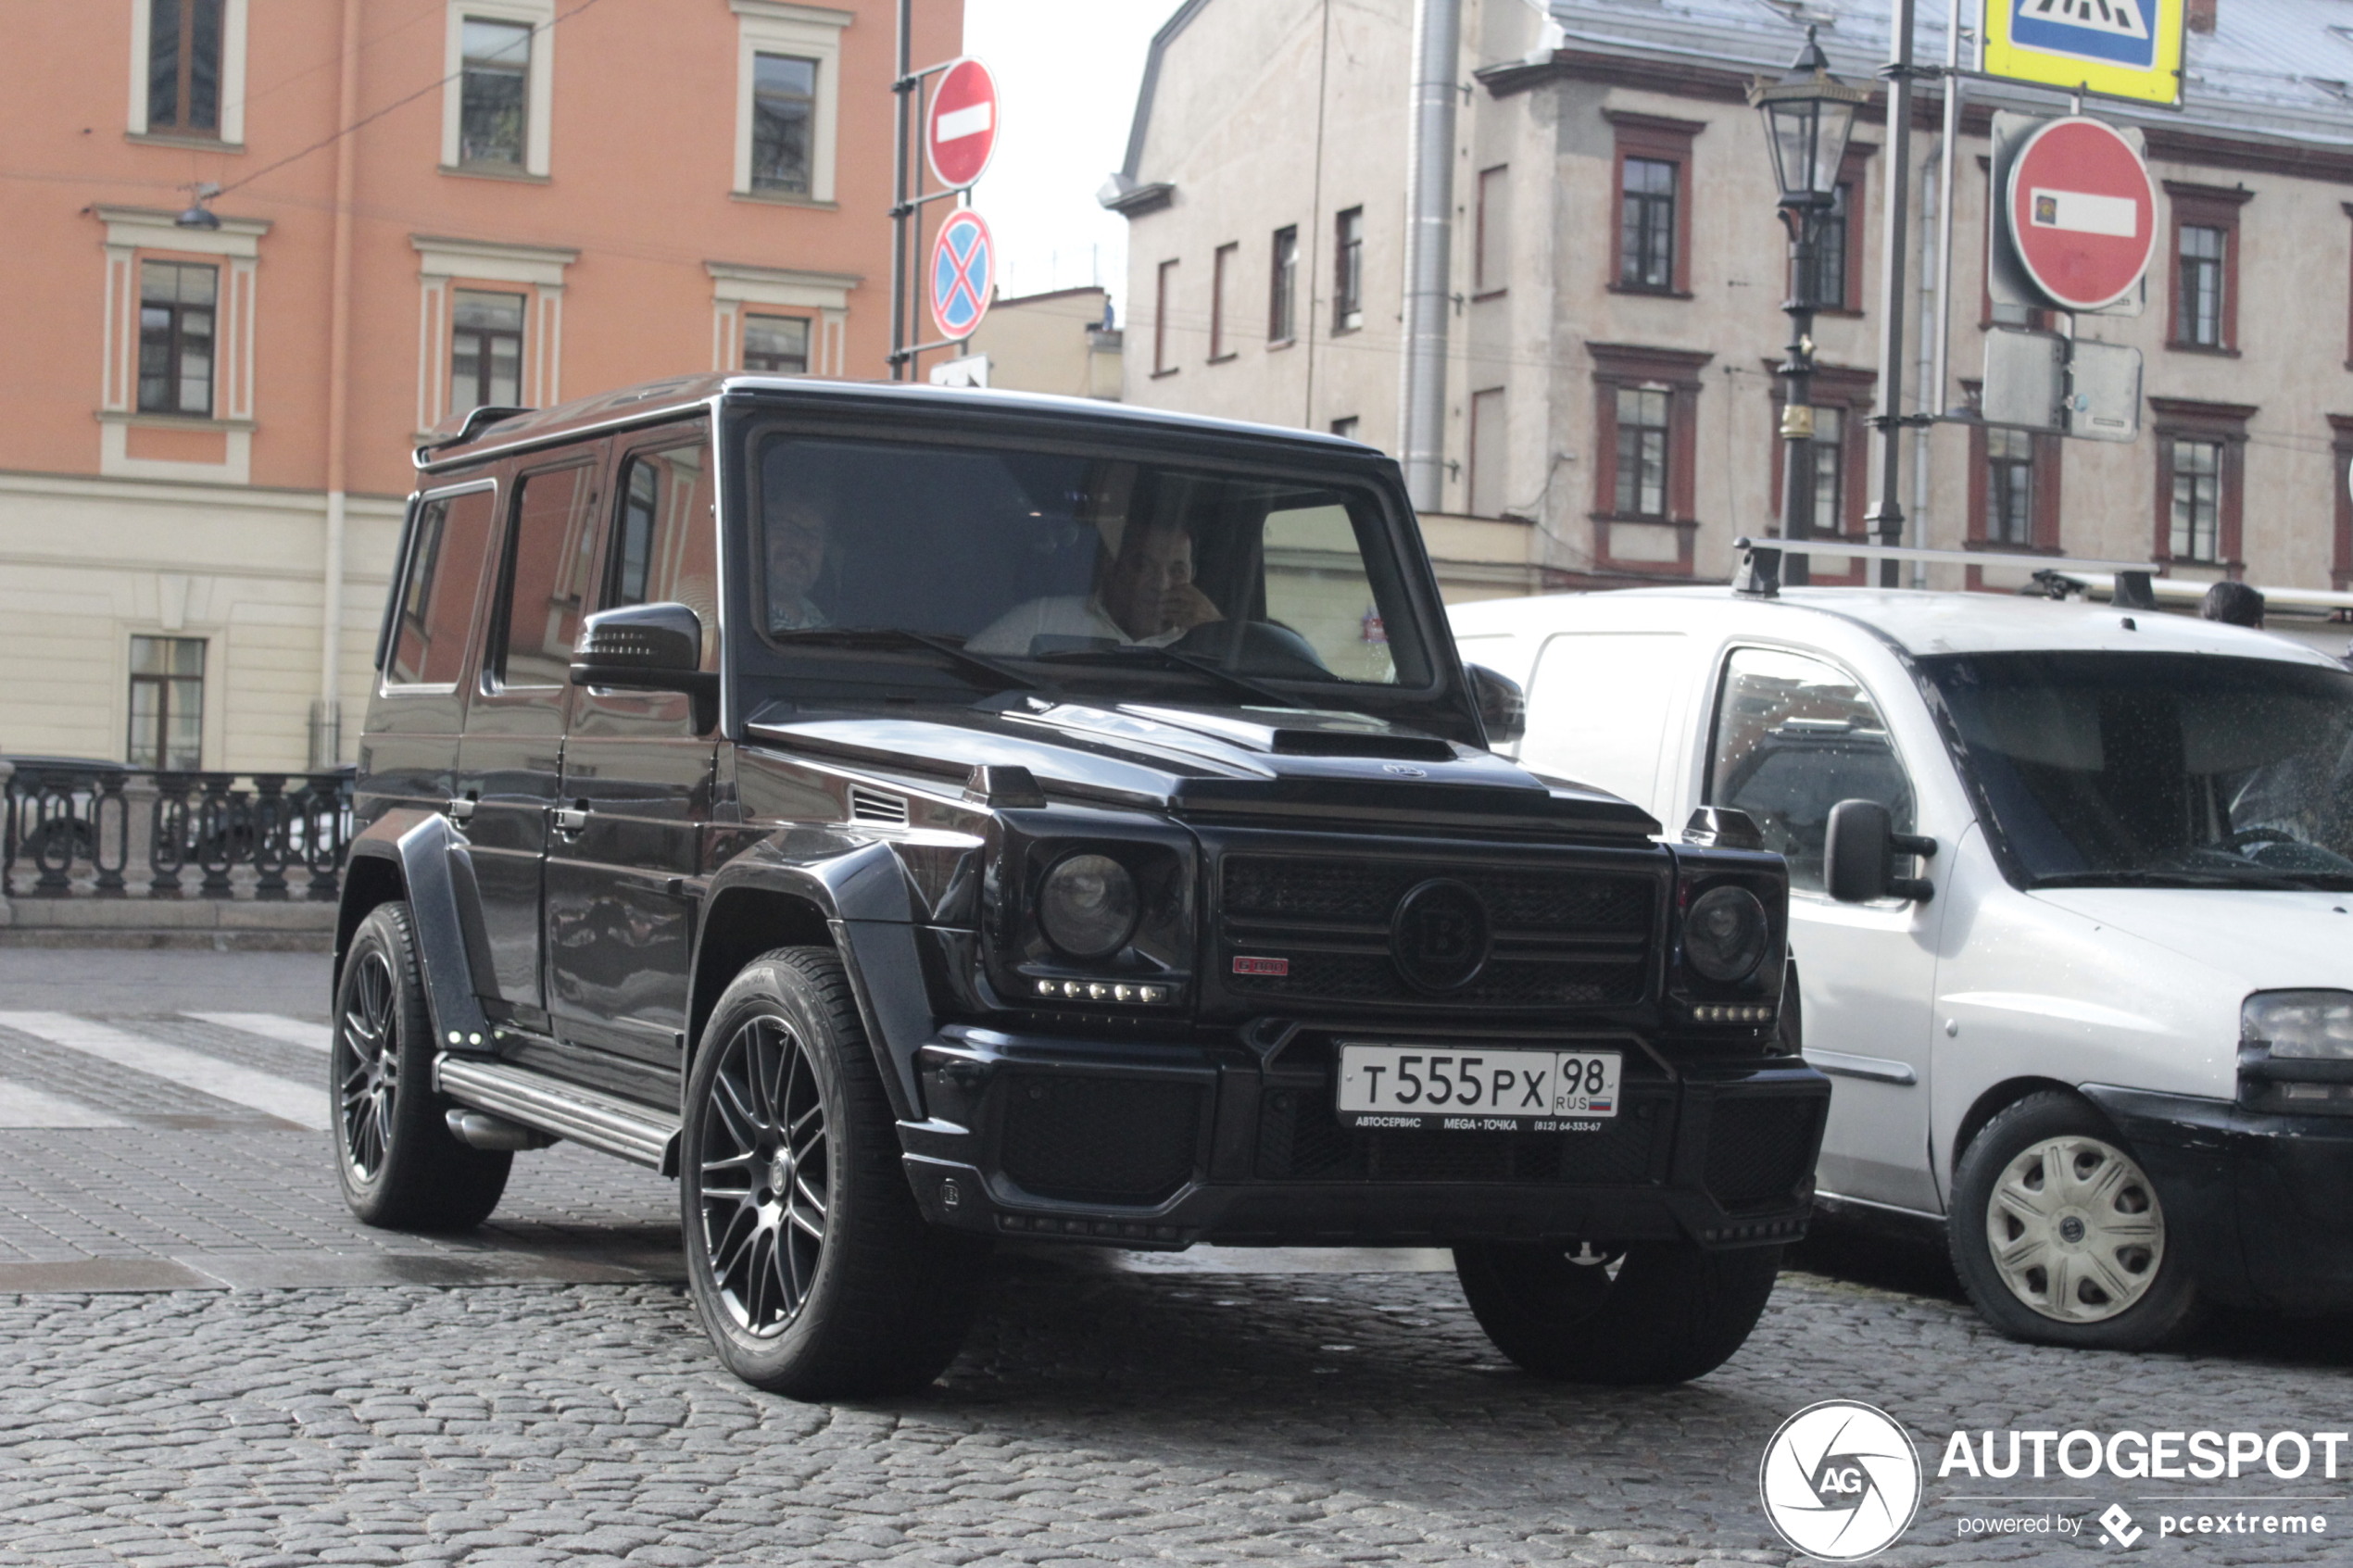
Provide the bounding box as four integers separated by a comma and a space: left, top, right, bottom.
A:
1466, 663, 1526, 749
571, 602, 719, 733
1823, 798, 1936, 903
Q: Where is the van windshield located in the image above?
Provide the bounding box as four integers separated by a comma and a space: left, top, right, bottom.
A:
749, 433, 1428, 696
1919, 651, 2353, 891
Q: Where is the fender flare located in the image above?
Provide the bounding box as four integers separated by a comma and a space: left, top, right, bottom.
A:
692, 834, 937, 1121
344, 809, 496, 1054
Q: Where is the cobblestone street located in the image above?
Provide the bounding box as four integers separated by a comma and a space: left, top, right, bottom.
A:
2, 951, 2351, 1565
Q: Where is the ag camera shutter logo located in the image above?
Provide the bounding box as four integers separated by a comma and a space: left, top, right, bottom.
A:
1760, 1401, 1923, 1560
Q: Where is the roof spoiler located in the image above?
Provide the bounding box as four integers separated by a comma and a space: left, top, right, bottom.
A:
413, 404, 534, 466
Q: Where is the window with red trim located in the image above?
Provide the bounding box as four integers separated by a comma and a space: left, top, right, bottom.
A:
2149, 397, 2254, 570
2165, 182, 2250, 355
1589, 343, 1710, 575
1606, 112, 1702, 297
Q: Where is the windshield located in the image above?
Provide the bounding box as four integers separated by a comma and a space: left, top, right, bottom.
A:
1919, 652, 2353, 890
749, 433, 1429, 694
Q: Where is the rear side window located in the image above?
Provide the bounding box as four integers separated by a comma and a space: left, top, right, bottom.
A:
493, 462, 601, 687
608, 441, 719, 669
1706, 646, 1914, 892
387, 485, 497, 686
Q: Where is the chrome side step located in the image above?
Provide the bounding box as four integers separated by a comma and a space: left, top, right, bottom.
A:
435, 1055, 680, 1172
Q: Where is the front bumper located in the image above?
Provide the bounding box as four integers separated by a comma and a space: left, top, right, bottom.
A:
896, 1022, 1829, 1250
2082, 1085, 2353, 1314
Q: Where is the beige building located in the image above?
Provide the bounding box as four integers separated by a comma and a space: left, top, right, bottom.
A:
1103, 0, 2353, 610
958, 285, 1124, 399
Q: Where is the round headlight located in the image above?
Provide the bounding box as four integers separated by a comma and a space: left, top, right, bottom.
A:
1684, 884, 1768, 985
1038, 853, 1139, 959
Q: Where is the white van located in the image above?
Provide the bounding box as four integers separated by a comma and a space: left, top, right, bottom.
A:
1452, 583, 2353, 1348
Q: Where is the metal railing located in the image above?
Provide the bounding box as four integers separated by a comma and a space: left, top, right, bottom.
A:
0, 759, 352, 901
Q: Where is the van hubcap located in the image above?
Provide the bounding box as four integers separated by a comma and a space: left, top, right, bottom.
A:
1984, 1134, 2165, 1323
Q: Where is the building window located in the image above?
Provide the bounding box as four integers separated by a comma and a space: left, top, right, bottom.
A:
2165, 182, 2249, 353
1152, 259, 1177, 375
1329, 416, 1359, 440
1268, 226, 1298, 345
146, 0, 223, 137
128, 635, 205, 771
137, 261, 217, 417
742, 314, 810, 374
2168, 437, 2222, 561
1619, 159, 1678, 292
1210, 242, 1239, 359
1613, 387, 1669, 518
1803, 406, 1844, 537
1469, 388, 1509, 518
451, 289, 524, 409
1474, 165, 1509, 296
1333, 207, 1364, 332
2176, 225, 2224, 347
2333, 416, 2353, 590
459, 18, 532, 168
1606, 112, 1702, 295
750, 54, 817, 194
1985, 427, 2035, 546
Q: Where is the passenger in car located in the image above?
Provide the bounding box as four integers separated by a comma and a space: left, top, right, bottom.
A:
967, 515, 1222, 654
765, 497, 832, 632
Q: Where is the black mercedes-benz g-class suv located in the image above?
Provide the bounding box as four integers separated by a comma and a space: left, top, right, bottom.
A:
333, 374, 1826, 1398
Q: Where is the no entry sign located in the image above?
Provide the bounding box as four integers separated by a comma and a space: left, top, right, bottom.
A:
2006, 117, 2157, 312
925, 57, 1000, 190
928, 208, 994, 341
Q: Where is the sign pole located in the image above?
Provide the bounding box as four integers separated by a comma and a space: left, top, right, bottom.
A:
888, 0, 912, 380
1865, 0, 1920, 588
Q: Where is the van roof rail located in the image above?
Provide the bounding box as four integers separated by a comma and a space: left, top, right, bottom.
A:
1730, 536, 2149, 599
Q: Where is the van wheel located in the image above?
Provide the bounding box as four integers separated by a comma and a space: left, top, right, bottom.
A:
332, 902, 511, 1230
681, 947, 989, 1399
1949, 1091, 2200, 1348
1453, 1240, 1782, 1385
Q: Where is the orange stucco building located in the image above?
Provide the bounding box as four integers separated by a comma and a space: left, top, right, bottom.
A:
0, 0, 956, 771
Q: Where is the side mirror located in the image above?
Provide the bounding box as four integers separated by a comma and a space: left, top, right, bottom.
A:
1822, 798, 1936, 903
570, 602, 719, 733
1466, 663, 1526, 749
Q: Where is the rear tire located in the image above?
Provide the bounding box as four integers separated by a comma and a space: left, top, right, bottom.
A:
332, 902, 511, 1230
1453, 1239, 1782, 1385
680, 947, 989, 1399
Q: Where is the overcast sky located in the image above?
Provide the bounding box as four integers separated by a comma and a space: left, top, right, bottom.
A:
962, 0, 1175, 320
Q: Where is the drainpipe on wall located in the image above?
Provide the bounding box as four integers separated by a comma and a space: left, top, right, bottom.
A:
1398, 0, 1460, 513
314, 0, 361, 771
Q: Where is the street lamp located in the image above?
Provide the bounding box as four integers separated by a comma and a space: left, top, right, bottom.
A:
1749, 29, 1867, 585
174, 182, 222, 231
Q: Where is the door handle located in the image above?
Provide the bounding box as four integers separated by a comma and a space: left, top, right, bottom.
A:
552, 806, 588, 834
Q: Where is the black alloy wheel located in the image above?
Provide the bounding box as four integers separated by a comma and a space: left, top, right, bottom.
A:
695, 1012, 832, 1336
331, 902, 511, 1230
680, 947, 989, 1399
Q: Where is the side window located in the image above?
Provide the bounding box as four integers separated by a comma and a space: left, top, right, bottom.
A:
493, 463, 599, 688
1707, 646, 1913, 893
608, 442, 719, 669
387, 486, 497, 686
1259, 503, 1398, 684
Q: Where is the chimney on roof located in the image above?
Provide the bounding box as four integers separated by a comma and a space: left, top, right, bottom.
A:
2186, 0, 2215, 33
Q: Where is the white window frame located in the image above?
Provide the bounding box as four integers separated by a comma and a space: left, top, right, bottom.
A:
412, 234, 577, 429
127, 0, 250, 144
441, 0, 556, 178
731, 1, 850, 204
707, 261, 858, 377
94, 206, 268, 484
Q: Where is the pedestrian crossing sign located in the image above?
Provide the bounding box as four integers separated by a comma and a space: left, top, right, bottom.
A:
1983, 0, 2184, 105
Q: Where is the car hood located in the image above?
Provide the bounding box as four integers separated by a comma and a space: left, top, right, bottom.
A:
742, 698, 1659, 840
2032, 887, 2353, 992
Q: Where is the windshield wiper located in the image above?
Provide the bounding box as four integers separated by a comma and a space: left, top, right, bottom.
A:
766, 628, 1037, 693
1028, 644, 1302, 709
2032, 868, 2353, 892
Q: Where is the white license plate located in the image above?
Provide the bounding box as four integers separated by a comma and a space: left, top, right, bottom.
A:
1334, 1044, 1622, 1130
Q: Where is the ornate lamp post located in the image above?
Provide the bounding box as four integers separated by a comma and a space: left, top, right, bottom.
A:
1749, 30, 1866, 586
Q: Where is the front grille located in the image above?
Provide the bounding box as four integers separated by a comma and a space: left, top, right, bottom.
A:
1702, 1097, 1823, 1211
1255, 1085, 1662, 1185
998, 1074, 1203, 1204
1220, 854, 1654, 1010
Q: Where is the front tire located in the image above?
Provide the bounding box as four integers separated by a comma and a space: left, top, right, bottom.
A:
1453, 1239, 1782, 1385
332, 902, 511, 1230
1948, 1091, 2200, 1348
680, 947, 988, 1399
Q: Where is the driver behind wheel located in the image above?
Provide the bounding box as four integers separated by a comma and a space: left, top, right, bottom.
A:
967, 515, 1223, 655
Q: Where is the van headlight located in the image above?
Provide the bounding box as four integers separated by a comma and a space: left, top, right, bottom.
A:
1037, 853, 1139, 959
2238, 990, 2353, 1114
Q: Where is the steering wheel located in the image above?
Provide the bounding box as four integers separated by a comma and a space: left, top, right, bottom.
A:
1174, 619, 1332, 680
2221, 826, 2302, 853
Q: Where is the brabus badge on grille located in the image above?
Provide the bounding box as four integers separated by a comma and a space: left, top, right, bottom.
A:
1232, 956, 1290, 976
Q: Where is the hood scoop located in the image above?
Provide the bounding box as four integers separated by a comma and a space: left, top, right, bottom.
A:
1116, 704, 1459, 761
